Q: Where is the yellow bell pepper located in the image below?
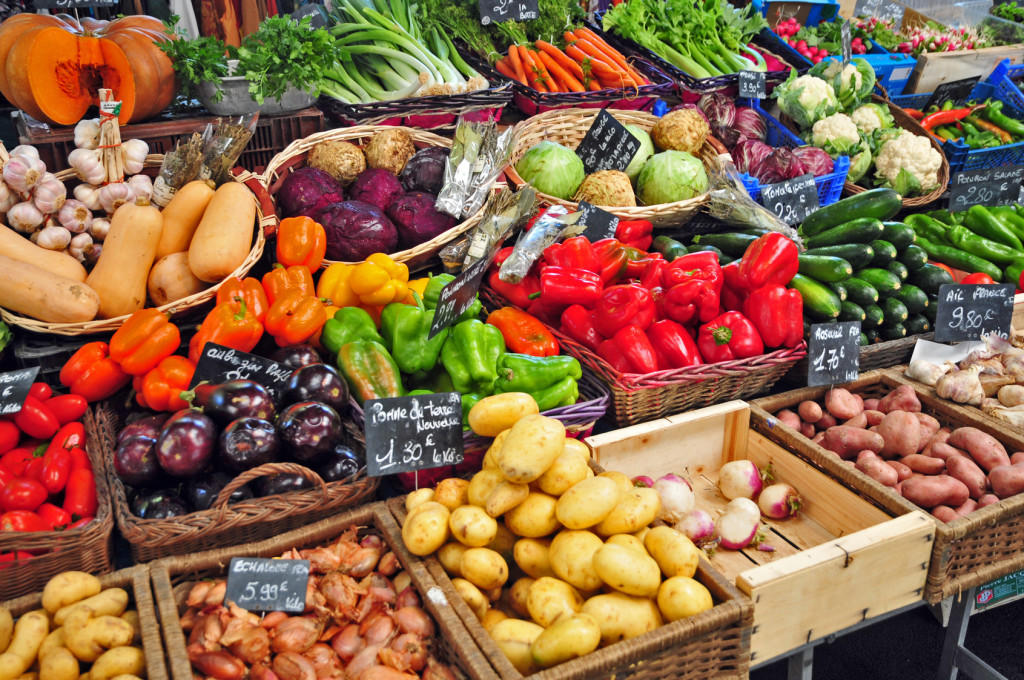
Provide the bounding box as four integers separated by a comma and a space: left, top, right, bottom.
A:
316, 263, 361, 308
401, 277, 430, 305
350, 253, 409, 306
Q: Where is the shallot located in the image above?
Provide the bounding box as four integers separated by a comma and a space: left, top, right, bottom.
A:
758, 483, 802, 519
718, 460, 763, 500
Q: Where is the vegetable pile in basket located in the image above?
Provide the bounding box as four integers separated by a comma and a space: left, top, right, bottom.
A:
904, 98, 1024, 150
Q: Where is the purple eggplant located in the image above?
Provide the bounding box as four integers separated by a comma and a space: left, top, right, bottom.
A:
270, 344, 323, 370
277, 402, 342, 462
282, 364, 349, 413
117, 413, 171, 444
114, 435, 165, 488
196, 380, 277, 425
256, 472, 315, 497
218, 417, 280, 473
184, 472, 254, 511
155, 410, 217, 478
130, 489, 190, 519
316, 443, 363, 482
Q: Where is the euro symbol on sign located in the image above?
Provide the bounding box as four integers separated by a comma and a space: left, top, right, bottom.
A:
1, 387, 11, 398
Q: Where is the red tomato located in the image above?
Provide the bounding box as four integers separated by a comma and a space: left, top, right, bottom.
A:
36, 503, 72, 530
0, 478, 47, 512
962, 272, 996, 285
0, 446, 38, 477
27, 383, 51, 402
0, 510, 51, 532
42, 395, 88, 427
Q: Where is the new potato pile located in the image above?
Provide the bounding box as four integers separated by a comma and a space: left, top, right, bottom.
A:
399, 393, 714, 675
0, 571, 145, 680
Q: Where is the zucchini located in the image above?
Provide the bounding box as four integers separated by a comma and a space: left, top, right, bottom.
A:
886, 260, 910, 282
893, 284, 929, 314
881, 222, 917, 250
839, 300, 866, 322
881, 297, 908, 325
924, 296, 938, 323
789, 273, 841, 320
868, 239, 898, 267
797, 254, 853, 283
863, 304, 885, 329
653, 235, 688, 261
859, 332, 869, 346
844, 277, 880, 307
905, 314, 932, 335
686, 244, 730, 264
692, 232, 758, 257
804, 218, 885, 249
805, 243, 876, 270
853, 268, 902, 298
881, 324, 908, 341
900, 244, 929, 272
865, 328, 881, 343
799, 188, 902, 237
910, 263, 954, 296
827, 281, 848, 303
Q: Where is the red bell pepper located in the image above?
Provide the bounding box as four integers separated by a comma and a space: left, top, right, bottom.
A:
14, 397, 59, 440
664, 251, 724, 288
648, 319, 703, 369
737, 232, 799, 291
28, 383, 51, 402
41, 394, 88, 426
63, 469, 97, 518
68, 447, 91, 474
663, 280, 720, 326
623, 250, 662, 279
560, 304, 603, 351
60, 342, 131, 403
0, 510, 50, 533
592, 239, 629, 285
526, 297, 565, 326
639, 258, 669, 290
36, 503, 72, 530
489, 247, 541, 309
538, 267, 603, 307
720, 261, 745, 312
0, 478, 47, 512
698, 311, 765, 362
597, 325, 660, 374
592, 285, 655, 337
0, 422, 18, 456
615, 220, 653, 251
543, 237, 601, 273
743, 285, 804, 349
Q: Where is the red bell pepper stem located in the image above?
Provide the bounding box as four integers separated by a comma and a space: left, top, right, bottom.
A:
698, 311, 765, 362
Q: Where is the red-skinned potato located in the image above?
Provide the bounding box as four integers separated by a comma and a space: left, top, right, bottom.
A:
776, 409, 801, 430
856, 450, 878, 462
885, 460, 913, 482
932, 505, 959, 523
914, 413, 940, 450
947, 428, 1011, 473
825, 388, 863, 420
901, 454, 945, 475
821, 426, 884, 459
856, 457, 898, 487
902, 476, 969, 509
945, 455, 988, 500
864, 410, 884, 426
954, 498, 978, 517
877, 385, 921, 413
816, 413, 837, 430
922, 430, 951, 457
978, 494, 1000, 508
800, 421, 816, 439
812, 431, 826, 444
927, 442, 964, 461
989, 463, 1024, 499
863, 398, 880, 411
843, 412, 868, 429
1011, 452, 1024, 465
876, 411, 921, 458
798, 401, 822, 423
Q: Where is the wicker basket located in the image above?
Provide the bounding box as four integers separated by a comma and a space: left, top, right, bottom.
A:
0, 156, 271, 336
505, 109, 722, 228
385, 498, 752, 680
0, 407, 114, 600
750, 370, 1024, 603
95, 402, 378, 563
262, 127, 497, 270
152, 503, 495, 680
4, 566, 168, 680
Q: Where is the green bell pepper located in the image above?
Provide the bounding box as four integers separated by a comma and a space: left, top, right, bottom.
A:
406, 365, 456, 393
495, 353, 582, 395
461, 393, 483, 426
336, 340, 405, 405
423, 274, 483, 323
532, 376, 579, 411
440, 319, 505, 396
380, 293, 448, 375
320, 307, 382, 358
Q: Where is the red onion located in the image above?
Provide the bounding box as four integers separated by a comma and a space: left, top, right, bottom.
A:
393, 606, 434, 638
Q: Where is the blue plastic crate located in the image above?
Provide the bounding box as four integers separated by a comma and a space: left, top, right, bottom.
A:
890, 59, 1024, 172
736, 99, 851, 207
769, 33, 917, 95
752, 0, 840, 28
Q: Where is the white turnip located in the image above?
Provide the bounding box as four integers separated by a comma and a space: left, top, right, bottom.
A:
653, 473, 695, 523
633, 475, 654, 488
676, 510, 715, 546
716, 498, 763, 550
758, 483, 802, 519
718, 460, 763, 500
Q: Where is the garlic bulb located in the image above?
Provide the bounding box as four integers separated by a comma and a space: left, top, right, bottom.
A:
127, 174, 153, 203
31, 172, 67, 214
36, 224, 72, 251
936, 364, 985, 406
58, 199, 93, 234
88, 217, 110, 241
0, 193, 18, 213
84, 242, 102, 265
7, 200, 45, 233
998, 384, 1024, 408
10, 145, 40, 160
98, 183, 136, 213
68, 149, 105, 186
906, 360, 951, 387
121, 139, 149, 175
73, 183, 103, 212
68, 232, 93, 261
3, 155, 46, 194
74, 118, 101, 150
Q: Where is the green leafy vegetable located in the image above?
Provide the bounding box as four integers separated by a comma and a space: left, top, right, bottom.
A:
0, 320, 9, 354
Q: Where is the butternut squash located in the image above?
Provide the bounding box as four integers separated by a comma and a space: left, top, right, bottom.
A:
0, 253, 99, 322
154, 180, 215, 259
0, 224, 87, 282
148, 252, 210, 306
188, 182, 255, 283
86, 202, 163, 319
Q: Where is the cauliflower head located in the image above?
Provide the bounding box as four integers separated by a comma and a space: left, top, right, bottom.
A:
811, 113, 862, 157
851, 103, 895, 135
810, 58, 876, 111
774, 72, 838, 130
874, 130, 943, 197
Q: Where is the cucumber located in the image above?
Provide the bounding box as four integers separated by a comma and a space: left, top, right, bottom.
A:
893, 284, 929, 314
863, 305, 885, 329
789, 273, 841, 320
881, 222, 917, 250
839, 300, 866, 322
845, 278, 880, 307
882, 297, 908, 325
653, 235, 689, 261
805, 244, 876, 270
900, 244, 929, 272
905, 314, 932, 335
860, 333, 869, 346
804, 218, 885, 250
797, 254, 853, 283
686, 244, 730, 264
865, 328, 881, 343
853, 268, 902, 298
869, 239, 898, 267
827, 281, 848, 303
910, 263, 955, 295
886, 261, 910, 282
881, 324, 908, 341
799, 188, 903, 237
692, 232, 758, 257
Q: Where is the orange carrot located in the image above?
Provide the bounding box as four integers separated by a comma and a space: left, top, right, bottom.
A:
564, 31, 577, 45
565, 44, 632, 88
519, 47, 547, 92
535, 40, 585, 80
528, 49, 560, 91
571, 39, 636, 88
587, 75, 603, 91
506, 46, 528, 85
494, 57, 523, 84
573, 27, 648, 84
536, 49, 584, 92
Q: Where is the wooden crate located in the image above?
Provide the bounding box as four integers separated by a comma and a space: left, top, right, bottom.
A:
905, 45, 1024, 94
750, 370, 1024, 604
583, 400, 934, 666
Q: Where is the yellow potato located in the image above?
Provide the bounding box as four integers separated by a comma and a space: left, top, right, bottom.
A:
55, 589, 129, 625
109, 675, 144, 680
485, 587, 503, 603
592, 544, 661, 597
89, 645, 146, 680
633, 526, 651, 543
37, 628, 66, 661
507, 578, 535, 618
401, 502, 451, 556
39, 648, 78, 680
451, 578, 489, 621
555, 477, 621, 529
489, 619, 544, 676
514, 539, 556, 579
485, 481, 529, 518
498, 415, 566, 484
536, 451, 590, 497
594, 488, 661, 536
562, 439, 591, 460
644, 526, 701, 578
66, 615, 133, 663
459, 548, 509, 591
405, 487, 435, 513
437, 542, 470, 577
657, 576, 713, 622
14, 674, 36, 680
62, 609, 91, 639
433, 478, 470, 511
605, 534, 645, 553
449, 506, 498, 548
530, 613, 602, 669
0, 610, 48, 680
467, 469, 505, 508
548, 530, 603, 592
526, 577, 584, 628
598, 471, 634, 496
584, 466, 595, 478
469, 393, 540, 437
505, 492, 561, 538
482, 430, 511, 471
0, 610, 10, 654
581, 592, 663, 645
487, 522, 517, 564
121, 610, 141, 645
481, 609, 508, 633
42, 573, 102, 614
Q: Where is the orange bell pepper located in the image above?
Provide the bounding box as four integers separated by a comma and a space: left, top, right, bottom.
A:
487, 307, 560, 357
133, 356, 196, 412
109, 309, 181, 376
59, 342, 131, 403
217, 277, 269, 323
189, 297, 264, 363
262, 264, 316, 304
264, 289, 328, 347
276, 216, 327, 270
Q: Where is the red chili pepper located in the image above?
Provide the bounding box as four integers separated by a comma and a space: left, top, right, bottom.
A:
962, 272, 996, 285
66, 517, 95, 530
0, 422, 18, 456
614, 219, 654, 251
538, 267, 604, 308
28, 383, 51, 402
742, 284, 805, 349
36, 503, 72, 530
63, 469, 97, 518
40, 445, 71, 496
596, 325, 660, 374
560, 304, 603, 351
920, 105, 983, 132
0, 478, 47, 512
592, 285, 655, 337
23, 456, 44, 483
698, 311, 765, 362
543, 236, 601, 273
648, 319, 703, 369
13, 397, 59, 440
41, 394, 88, 426
0, 510, 51, 532
1, 446, 37, 477
737, 233, 799, 292
68, 447, 91, 474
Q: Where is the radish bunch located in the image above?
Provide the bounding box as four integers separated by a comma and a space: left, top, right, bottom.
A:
773, 16, 802, 38
897, 25, 984, 55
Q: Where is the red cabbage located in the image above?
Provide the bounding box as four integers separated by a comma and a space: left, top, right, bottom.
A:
277, 167, 345, 218
732, 139, 773, 175
734, 108, 767, 141
315, 200, 398, 261
714, 125, 744, 151
399, 147, 449, 194
753, 147, 808, 184
791, 146, 835, 176
668, 102, 709, 126
387, 191, 457, 248
347, 168, 404, 212
698, 93, 736, 128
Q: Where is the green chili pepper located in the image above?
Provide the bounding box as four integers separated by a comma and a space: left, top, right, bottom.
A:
905, 214, 952, 244
982, 99, 1024, 138
916, 236, 1004, 281
991, 206, 1024, 243
947, 225, 1020, 265
963, 205, 1024, 250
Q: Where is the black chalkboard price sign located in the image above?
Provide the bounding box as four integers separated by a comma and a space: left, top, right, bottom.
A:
854, 0, 905, 29
925, 76, 981, 111
934, 283, 1016, 342
34, 0, 116, 7
575, 110, 641, 175
188, 344, 294, 400
364, 392, 464, 477
577, 201, 621, 242
761, 173, 819, 226
428, 256, 490, 339
738, 70, 767, 100
478, 0, 539, 25
224, 557, 309, 613
0, 367, 41, 416
808, 322, 861, 387
948, 165, 1024, 210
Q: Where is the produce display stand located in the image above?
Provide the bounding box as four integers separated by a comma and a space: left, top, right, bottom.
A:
583, 400, 934, 666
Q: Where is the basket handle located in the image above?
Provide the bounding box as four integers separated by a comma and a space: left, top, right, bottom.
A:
873, 81, 891, 102
211, 461, 330, 521
232, 166, 279, 237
